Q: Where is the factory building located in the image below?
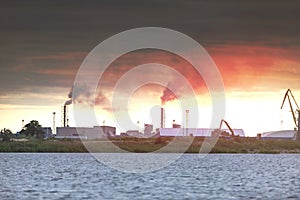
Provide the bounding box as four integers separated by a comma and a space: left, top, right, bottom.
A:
144, 124, 153, 135
42, 127, 53, 139
159, 128, 245, 137
261, 130, 296, 140
172, 123, 181, 128
56, 126, 116, 139
125, 130, 141, 137
121, 124, 155, 137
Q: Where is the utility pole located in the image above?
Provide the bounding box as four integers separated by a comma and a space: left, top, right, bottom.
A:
53, 112, 56, 135
297, 110, 300, 140
185, 110, 189, 136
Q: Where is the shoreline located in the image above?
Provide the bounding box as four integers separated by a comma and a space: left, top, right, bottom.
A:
1, 137, 300, 154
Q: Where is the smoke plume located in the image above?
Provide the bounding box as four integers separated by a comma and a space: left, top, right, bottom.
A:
64, 85, 111, 111
160, 82, 183, 105
64, 87, 73, 105
160, 87, 177, 105
64, 99, 72, 106
160, 79, 187, 105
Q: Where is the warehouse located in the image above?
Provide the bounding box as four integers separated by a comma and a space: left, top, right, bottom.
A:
159, 128, 245, 137
261, 130, 296, 140
56, 126, 116, 139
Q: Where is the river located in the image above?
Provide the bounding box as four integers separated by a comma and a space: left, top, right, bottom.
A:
0, 153, 299, 199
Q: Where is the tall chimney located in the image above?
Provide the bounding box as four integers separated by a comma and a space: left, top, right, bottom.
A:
63, 105, 67, 127
160, 107, 165, 128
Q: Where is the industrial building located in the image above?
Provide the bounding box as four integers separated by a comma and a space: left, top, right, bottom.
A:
172, 123, 181, 128
56, 126, 116, 139
261, 130, 296, 140
159, 128, 245, 137
144, 124, 154, 135
56, 104, 117, 139
42, 127, 53, 139
124, 130, 141, 137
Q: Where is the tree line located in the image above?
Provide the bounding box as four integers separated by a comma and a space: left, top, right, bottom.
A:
0, 120, 45, 142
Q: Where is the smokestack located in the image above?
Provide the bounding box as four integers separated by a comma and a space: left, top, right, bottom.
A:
62, 105, 67, 127
161, 107, 165, 128
65, 99, 72, 106
64, 105, 66, 127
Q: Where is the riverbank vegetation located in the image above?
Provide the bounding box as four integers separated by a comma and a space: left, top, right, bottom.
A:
1, 137, 300, 153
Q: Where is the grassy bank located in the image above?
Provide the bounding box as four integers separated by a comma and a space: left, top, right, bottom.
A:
0, 139, 88, 153
1, 137, 300, 153
110, 137, 300, 154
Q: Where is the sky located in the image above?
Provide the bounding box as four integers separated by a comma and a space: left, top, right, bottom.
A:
1, 0, 300, 136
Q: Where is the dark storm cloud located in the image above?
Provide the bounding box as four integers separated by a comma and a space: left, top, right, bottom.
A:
1, 0, 300, 51
0, 0, 300, 95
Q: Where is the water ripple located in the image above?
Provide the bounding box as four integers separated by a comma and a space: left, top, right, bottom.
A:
0, 153, 300, 199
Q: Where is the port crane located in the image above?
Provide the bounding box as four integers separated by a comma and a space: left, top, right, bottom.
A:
280, 89, 300, 131
212, 119, 237, 138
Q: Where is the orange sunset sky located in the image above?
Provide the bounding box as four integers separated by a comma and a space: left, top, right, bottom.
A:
1, 1, 300, 136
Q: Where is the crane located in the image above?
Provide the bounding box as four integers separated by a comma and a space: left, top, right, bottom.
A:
280, 89, 300, 131
212, 119, 236, 138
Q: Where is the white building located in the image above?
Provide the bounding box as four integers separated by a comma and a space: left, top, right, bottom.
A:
159, 128, 245, 137
261, 130, 296, 140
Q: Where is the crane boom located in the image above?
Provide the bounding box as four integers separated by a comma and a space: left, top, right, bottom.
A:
219, 119, 235, 136
281, 89, 299, 110
281, 89, 299, 127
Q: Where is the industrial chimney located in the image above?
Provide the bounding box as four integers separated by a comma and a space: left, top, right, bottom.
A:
160, 107, 165, 128
64, 105, 66, 127
62, 105, 68, 127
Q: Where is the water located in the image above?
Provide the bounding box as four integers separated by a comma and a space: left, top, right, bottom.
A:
0, 153, 300, 199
